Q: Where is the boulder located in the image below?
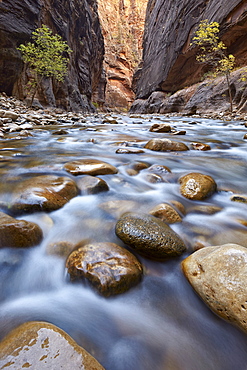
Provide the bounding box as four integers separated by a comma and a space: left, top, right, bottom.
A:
0, 321, 105, 369
182, 244, 247, 332
179, 172, 217, 200
66, 242, 143, 296
4, 175, 78, 215
145, 138, 189, 151
64, 159, 118, 176
0, 212, 43, 248
115, 212, 186, 259
190, 142, 211, 151
149, 123, 171, 132
76, 175, 109, 194
149, 203, 182, 223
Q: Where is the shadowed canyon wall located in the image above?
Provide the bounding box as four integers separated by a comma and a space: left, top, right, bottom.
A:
0, 0, 104, 111
97, 0, 147, 110
132, 0, 247, 113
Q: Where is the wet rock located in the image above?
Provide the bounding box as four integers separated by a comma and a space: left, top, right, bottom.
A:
2, 111, 19, 120
5, 175, 78, 215
149, 203, 182, 223
188, 205, 222, 215
190, 142, 211, 151
126, 161, 150, 176
0, 212, 43, 248
147, 164, 171, 174
144, 173, 164, 184
66, 242, 143, 296
182, 244, 247, 332
0, 321, 105, 369
46, 241, 75, 258
170, 200, 186, 215
149, 123, 171, 132
116, 148, 145, 154
243, 133, 247, 139
172, 130, 186, 135
230, 194, 247, 203
115, 212, 186, 260
145, 138, 189, 151
64, 159, 118, 176
76, 175, 109, 194
52, 129, 69, 135
179, 173, 217, 200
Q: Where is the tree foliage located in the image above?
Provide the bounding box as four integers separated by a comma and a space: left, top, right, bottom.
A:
17, 25, 72, 105
191, 20, 235, 111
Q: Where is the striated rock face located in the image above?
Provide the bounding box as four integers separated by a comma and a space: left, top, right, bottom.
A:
0, 0, 104, 111
132, 0, 247, 112
97, 0, 147, 110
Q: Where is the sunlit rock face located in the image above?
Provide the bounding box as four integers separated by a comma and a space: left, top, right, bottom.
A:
97, 0, 148, 110
133, 0, 247, 100
0, 0, 104, 111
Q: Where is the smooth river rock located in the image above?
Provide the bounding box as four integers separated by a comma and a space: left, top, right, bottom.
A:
149, 123, 171, 132
0, 321, 105, 369
149, 203, 182, 224
76, 175, 109, 194
66, 242, 143, 296
179, 172, 217, 200
144, 138, 189, 151
115, 212, 186, 259
0, 212, 43, 248
4, 175, 78, 215
182, 244, 247, 332
64, 159, 118, 176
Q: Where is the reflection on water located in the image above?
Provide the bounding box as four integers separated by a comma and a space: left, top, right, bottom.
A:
0, 114, 247, 369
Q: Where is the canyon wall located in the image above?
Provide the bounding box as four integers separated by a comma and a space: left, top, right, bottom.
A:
97, 0, 147, 110
0, 0, 104, 111
132, 0, 247, 113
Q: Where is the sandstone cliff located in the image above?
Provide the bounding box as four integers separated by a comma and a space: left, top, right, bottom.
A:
97, 0, 147, 110
0, 0, 104, 111
132, 0, 247, 113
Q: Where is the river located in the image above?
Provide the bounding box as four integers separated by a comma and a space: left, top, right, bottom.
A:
0, 113, 247, 369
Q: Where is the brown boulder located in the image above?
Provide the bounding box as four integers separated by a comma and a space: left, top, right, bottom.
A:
64, 159, 118, 176
66, 242, 143, 296
190, 142, 211, 151
0, 212, 43, 248
182, 244, 247, 332
179, 172, 217, 200
149, 203, 182, 223
149, 123, 171, 132
5, 175, 78, 215
76, 175, 109, 194
145, 138, 189, 151
0, 321, 105, 369
115, 212, 186, 260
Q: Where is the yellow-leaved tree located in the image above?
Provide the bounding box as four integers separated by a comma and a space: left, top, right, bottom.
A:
191, 20, 235, 112
17, 25, 72, 107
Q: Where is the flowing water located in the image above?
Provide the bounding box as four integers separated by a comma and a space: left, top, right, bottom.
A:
0, 114, 247, 369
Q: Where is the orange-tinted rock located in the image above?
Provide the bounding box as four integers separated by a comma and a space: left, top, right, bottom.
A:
76, 175, 109, 194
149, 203, 182, 223
182, 244, 247, 332
66, 242, 143, 296
0, 212, 43, 248
149, 123, 171, 132
145, 138, 189, 151
179, 172, 217, 200
64, 159, 118, 176
190, 142, 211, 151
0, 321, 105, 369
5, 175, 78, 215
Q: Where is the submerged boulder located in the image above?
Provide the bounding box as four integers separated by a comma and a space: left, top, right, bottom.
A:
66, 242, 143, 296
145, 138, 189, 151
0, 212, 43, 248
149, 203, 182, 224
115, 212, 186, 259
182, 244, 247, 332
179, 172, 217, 200
76, 175, 109, 194
0, 321, 105, 369
4, 175, 78, 215
64, 159, 118, 176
